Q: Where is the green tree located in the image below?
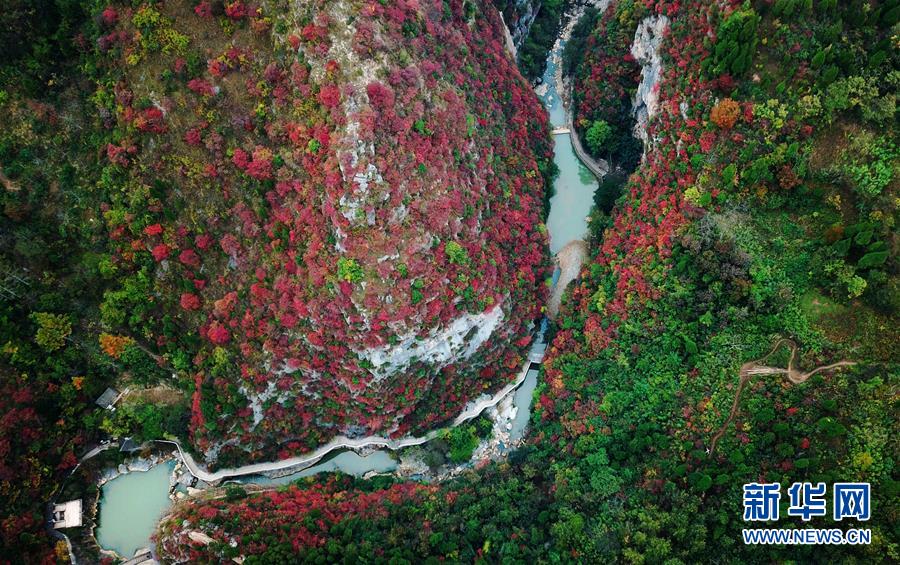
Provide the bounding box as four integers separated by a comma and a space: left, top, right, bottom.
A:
336, 257, 363, 282
585, 119, 612, 156
31, 311, 71, 351
446, 425, 478, 463
703, 4, 760, 77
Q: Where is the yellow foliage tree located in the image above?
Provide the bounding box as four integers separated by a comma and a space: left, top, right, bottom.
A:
99, 333, 134, 359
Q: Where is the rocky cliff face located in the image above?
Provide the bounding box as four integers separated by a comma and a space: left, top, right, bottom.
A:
494, 0, 542, 47
96, 0, 553, 466
630, 14, 670, 145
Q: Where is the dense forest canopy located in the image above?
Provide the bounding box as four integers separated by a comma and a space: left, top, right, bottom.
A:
79, 0, 557, 467
156, 0, 899, 561
1, 0, 897, 562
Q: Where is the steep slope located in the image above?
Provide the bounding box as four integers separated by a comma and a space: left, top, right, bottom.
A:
155, 1, 898, 562
94, 0, 554, 467
493, 0, 542, 47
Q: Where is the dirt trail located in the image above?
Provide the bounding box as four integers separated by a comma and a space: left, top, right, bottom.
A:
708, 339, 855, 456
548, 239, 588, 319
0, 167, 19, 192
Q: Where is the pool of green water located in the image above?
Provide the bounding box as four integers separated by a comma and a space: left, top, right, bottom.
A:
95, 460, 175, 559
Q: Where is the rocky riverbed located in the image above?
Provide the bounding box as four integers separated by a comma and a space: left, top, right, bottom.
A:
548, 240, 589, 318
394, 372, 533, 482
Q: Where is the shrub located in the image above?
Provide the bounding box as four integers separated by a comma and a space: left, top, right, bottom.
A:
684, 186, 703, 206
824, 76, 883, 122
180, 292, 201, 310
445, 241, 468, 265
858, 251, 888, 269
811, 49, 827, 69
848, 139, 897, 197
796, 94, 822, 120
773, 0, 812, 19
824, 260, 867, 298
99, 333, 134, 359
225, 485, 247, 501
336, 257, 363, 282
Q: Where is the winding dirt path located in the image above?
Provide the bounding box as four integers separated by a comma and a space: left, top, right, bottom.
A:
708, 339, 855, 456
0, 167, 20, 192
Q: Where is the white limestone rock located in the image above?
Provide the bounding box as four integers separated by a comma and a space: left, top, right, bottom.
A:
355, 304, 505, 382
631, 15, 670, 145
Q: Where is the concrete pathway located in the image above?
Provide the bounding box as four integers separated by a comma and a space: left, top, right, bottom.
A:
159, 338, 548, 483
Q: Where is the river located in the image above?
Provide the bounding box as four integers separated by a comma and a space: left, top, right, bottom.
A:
94, 11, 599, 559
540, 26, 600, 254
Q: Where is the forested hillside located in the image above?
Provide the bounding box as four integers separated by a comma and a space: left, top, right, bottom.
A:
84, 0, 555, 467
1, 0, 121, 560
1, 0, 897, 562
155, 0, 898, 562
1, 0, 555, 559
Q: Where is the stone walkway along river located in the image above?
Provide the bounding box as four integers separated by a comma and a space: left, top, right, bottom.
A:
157, 337, 547, 483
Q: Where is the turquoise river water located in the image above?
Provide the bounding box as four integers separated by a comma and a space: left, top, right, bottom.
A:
95, 461, 176, 559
